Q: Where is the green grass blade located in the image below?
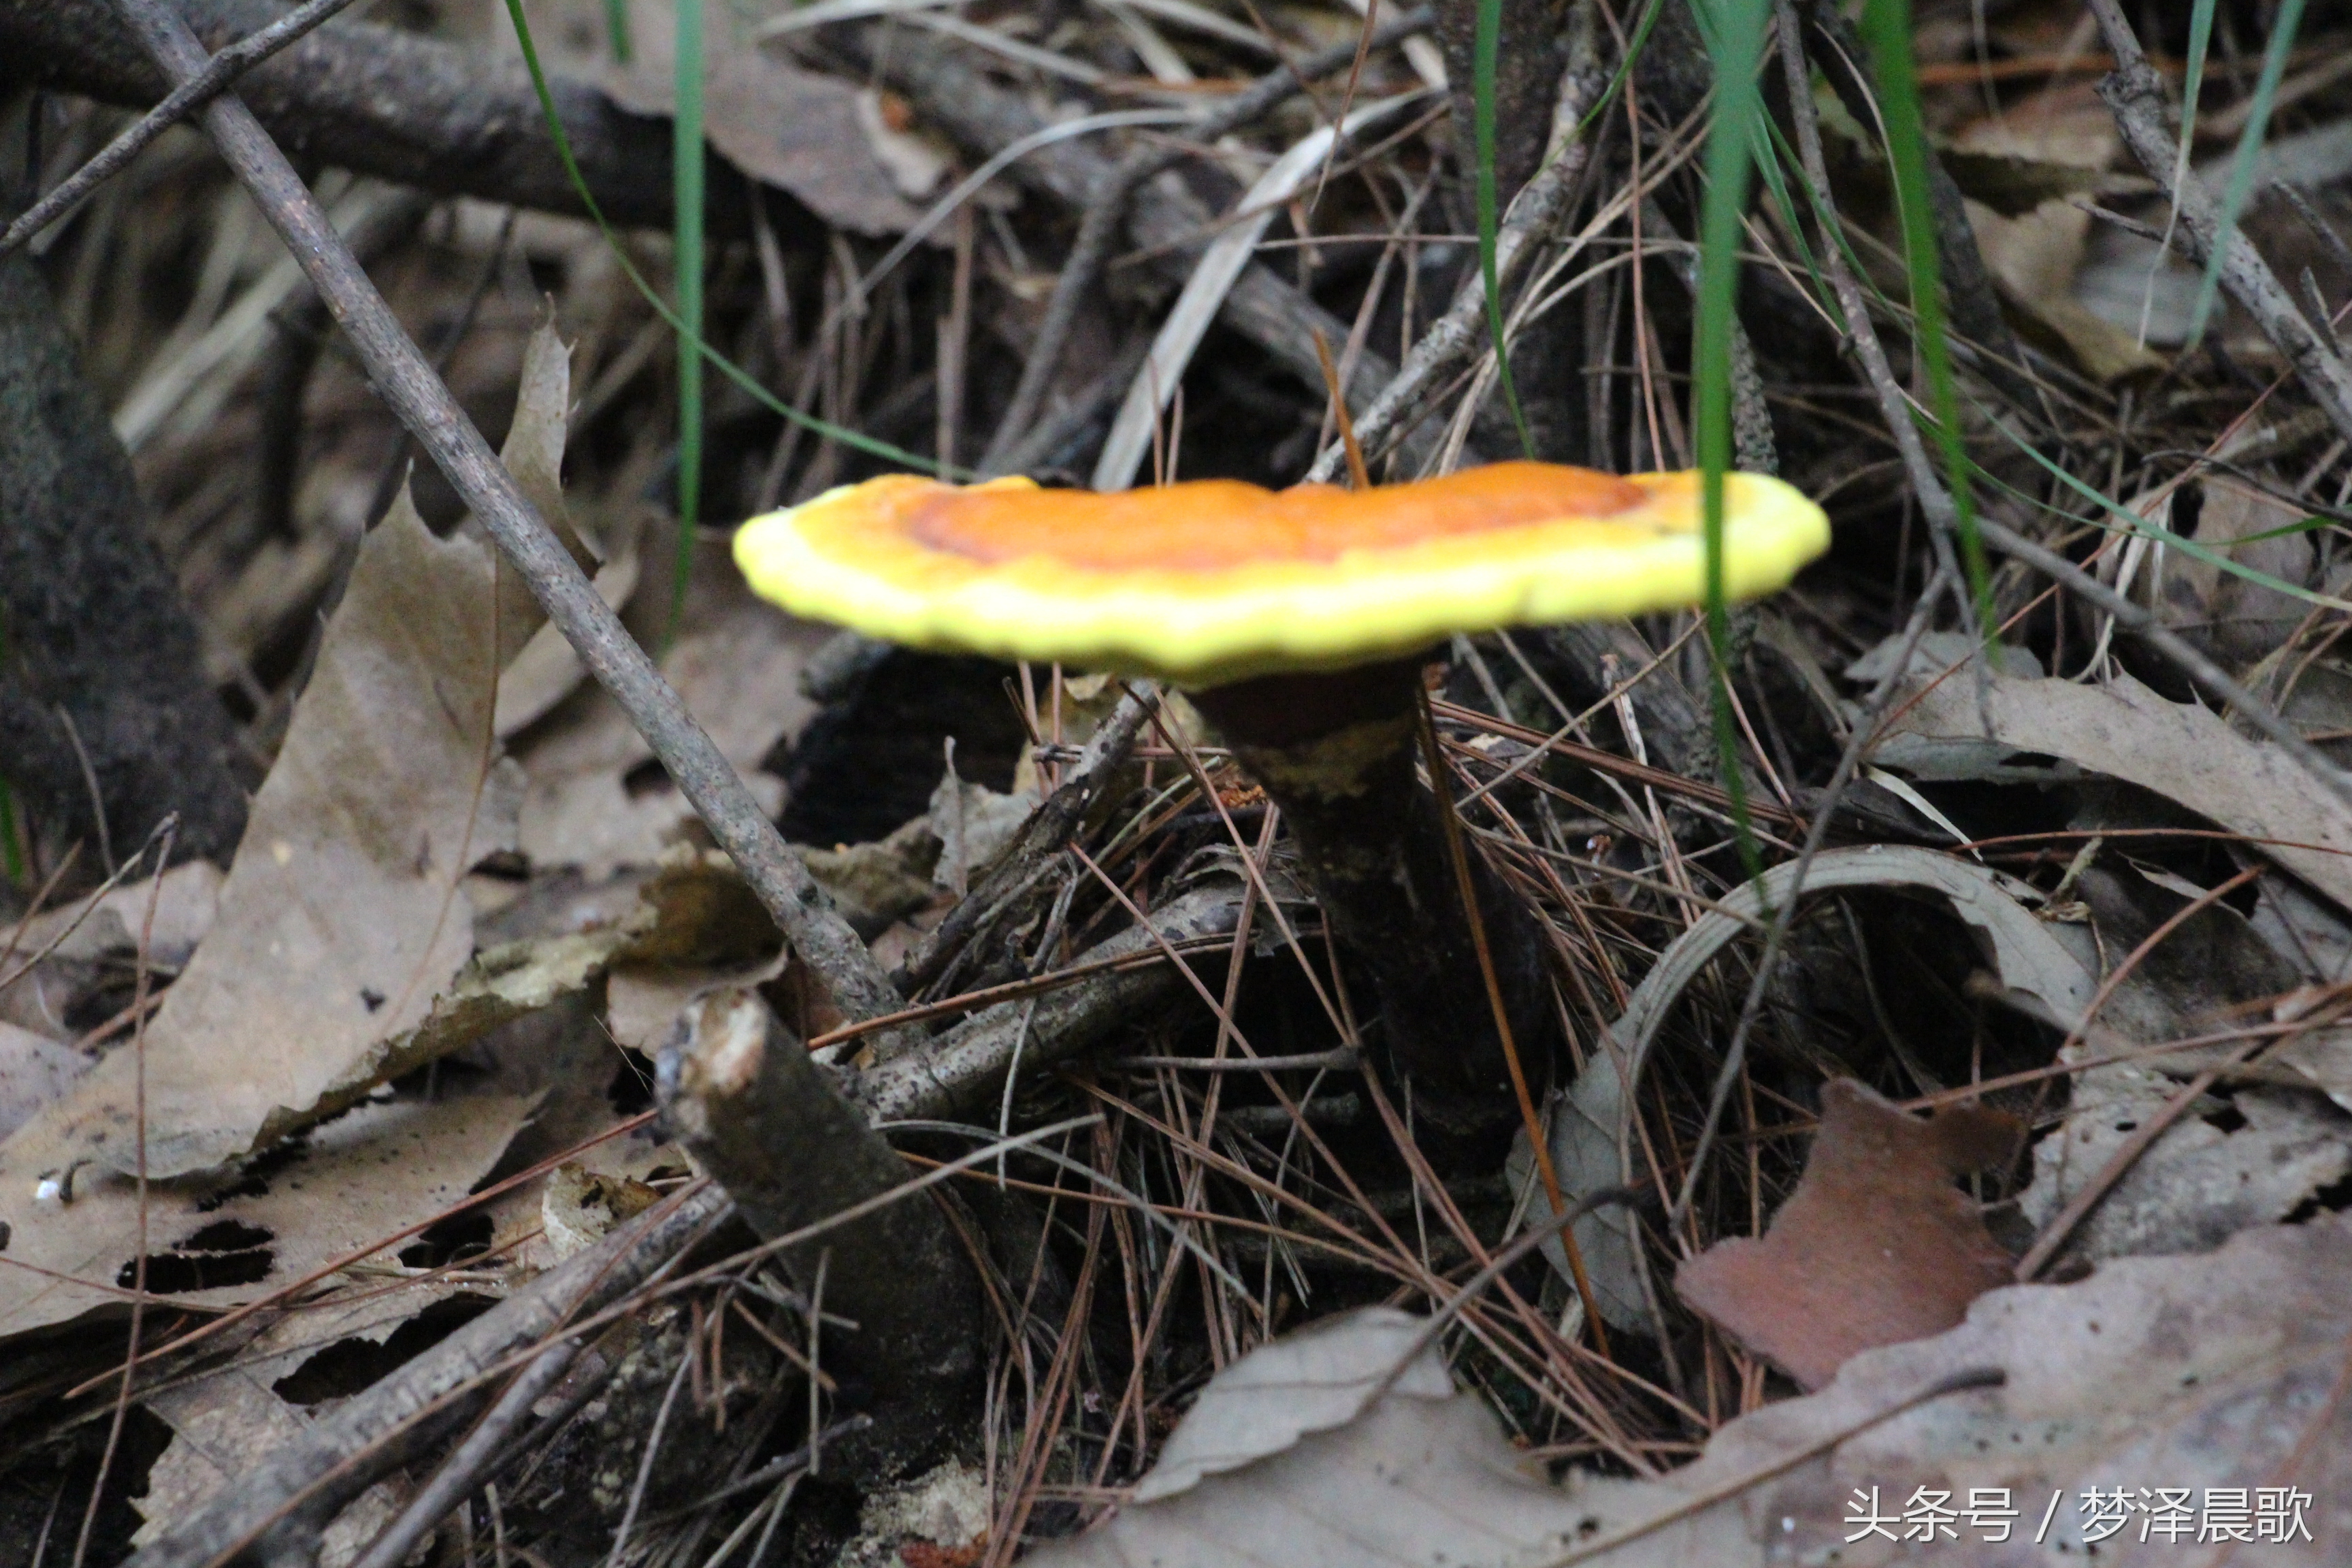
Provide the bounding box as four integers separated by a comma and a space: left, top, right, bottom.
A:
1569, 0, 1666, 147
1688, 0, 1769, 883
2188, 0, 2307, 344
671, 0, 707, 645
1985, 417, 2352, 615
1859, 0, 1995, 642
603, 0, 633, 63
499, 0, 947, 483
2174, 0, 2215, 191
1475, 0, 1535, 457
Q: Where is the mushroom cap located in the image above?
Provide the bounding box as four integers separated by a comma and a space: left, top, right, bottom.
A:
734, 462, 1829, 685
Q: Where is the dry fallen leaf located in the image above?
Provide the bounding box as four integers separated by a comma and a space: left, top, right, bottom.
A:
1039, 1213, 2352, 1566
0, 326, 608, 1335
10, 486, 519, 1186
135, 1281, 472, 1565
606, 0, 926, 238
1953, 106, 2163, 383
1874, 668, 2352, 912
0, 1088, 534, 1335
0, 1021, 87, 1139
511, 527, 827, 877
0, 858, 221, 1039
2155, 476, 2319, 668
4, 326, 578, 1186
1530, 847, 2089, 1337
2020, 1052, 2351, 1268
1676, 1079, 2021, 1391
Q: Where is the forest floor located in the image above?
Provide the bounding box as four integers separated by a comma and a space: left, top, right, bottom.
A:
5, 0, 2352, 1562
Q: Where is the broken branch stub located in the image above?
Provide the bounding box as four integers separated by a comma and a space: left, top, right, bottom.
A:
661, 989, 983, 1476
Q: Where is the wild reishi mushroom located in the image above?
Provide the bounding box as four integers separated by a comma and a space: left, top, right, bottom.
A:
736, 461, 1827, 1133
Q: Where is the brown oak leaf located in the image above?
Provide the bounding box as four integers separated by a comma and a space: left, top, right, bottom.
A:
1676, 1077, 2021, 1389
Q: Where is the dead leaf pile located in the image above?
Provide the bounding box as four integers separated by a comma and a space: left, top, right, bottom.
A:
1044, 1211, 2352, 1565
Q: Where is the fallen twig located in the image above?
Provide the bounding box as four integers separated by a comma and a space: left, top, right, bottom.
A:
859, 879, 1249, 1124
125, 1185, 734, 1568
1305, 0, 1605, 481
344, 1339, 582, 1568
110, 0, 914, 1036
5, 0, 734, 233
979, 5, 1438, 472
0, 0, 368, 257
2082, 0, 2352, 446
823, 22, 1441, 476
662, 990, 983, 1474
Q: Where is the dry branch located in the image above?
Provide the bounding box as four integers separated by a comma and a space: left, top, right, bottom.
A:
825, 23, 1443, 474
1305, 1, 1604, 481
1, 0, 738, 233
858, 880, 1248, 1124
662, 990, 983, 1475
1799, 0, 2044, 418
106, 0, 914, 1035
2080, 0, 2352, 448
125, 1188, 732, 1568
0, 0, 369, 256
981, 5, 1439, 470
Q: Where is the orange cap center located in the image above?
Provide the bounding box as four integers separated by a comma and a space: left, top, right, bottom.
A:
900, 461, 1650, 572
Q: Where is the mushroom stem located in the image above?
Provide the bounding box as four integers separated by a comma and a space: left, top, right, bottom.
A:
1190, 658, 1551, 1137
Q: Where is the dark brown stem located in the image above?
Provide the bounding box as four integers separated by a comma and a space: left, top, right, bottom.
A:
661, 990, 983, 1475
1433, 0, 1565, 200
109, 0, 913, 1035
1190, 662, 1550, 1139
252, 189, 433, 543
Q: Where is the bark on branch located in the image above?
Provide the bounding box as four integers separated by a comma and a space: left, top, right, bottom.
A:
661, 990, 984, 1476
0, 0, 742, 233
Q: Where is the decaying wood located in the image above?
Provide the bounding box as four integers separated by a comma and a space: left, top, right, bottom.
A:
0, 178, 250, 868
661, 990, 983, 1476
